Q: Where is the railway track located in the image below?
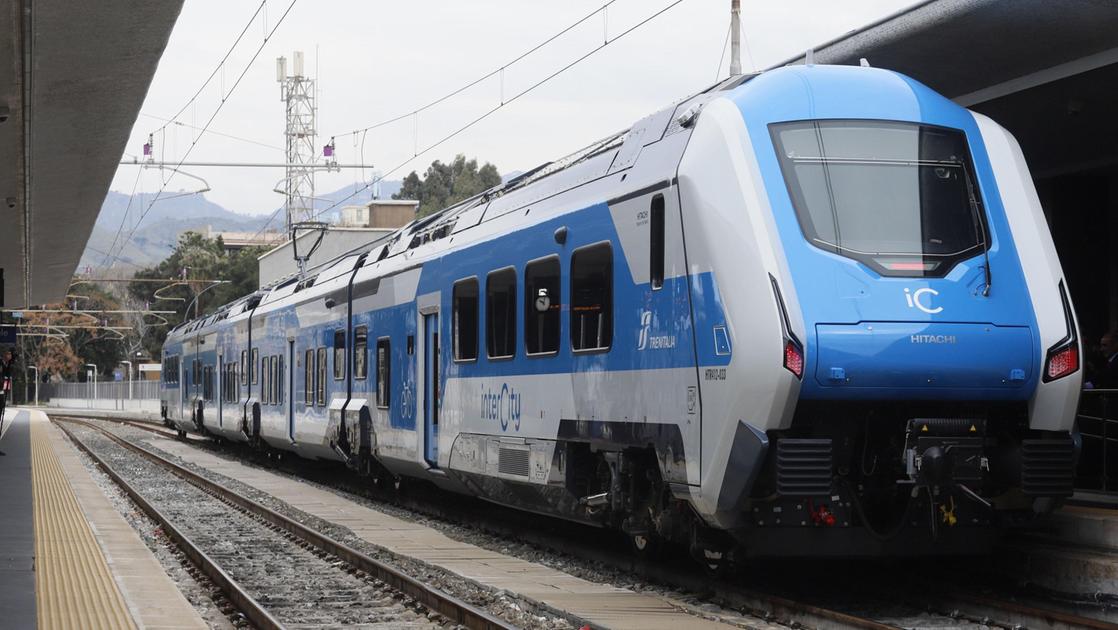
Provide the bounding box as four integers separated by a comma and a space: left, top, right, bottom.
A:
53, 416, 512, 630
63, 414, 1118, 630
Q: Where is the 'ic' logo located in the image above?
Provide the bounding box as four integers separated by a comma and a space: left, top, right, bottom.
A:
904, 287, 943, 314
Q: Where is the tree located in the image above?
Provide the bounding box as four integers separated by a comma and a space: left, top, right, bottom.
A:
394, 154, 501, 217
20, 284, 126, 380
127, 231, 263, 358
15, 232, 261, 383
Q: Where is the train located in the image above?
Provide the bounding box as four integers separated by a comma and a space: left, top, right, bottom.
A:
162, 63, 1081, 562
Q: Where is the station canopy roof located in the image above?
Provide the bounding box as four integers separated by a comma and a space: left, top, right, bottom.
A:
0, 0, 183, 308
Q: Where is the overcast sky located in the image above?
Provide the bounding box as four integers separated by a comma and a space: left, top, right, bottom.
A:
108, 0, 916, 222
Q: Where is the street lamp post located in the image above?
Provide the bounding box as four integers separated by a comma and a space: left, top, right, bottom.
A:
27, 366, 38, 406
85, 363, 97, 408
120, 360, 133, 403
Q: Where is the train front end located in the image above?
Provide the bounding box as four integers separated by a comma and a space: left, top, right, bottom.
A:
683, 65, 1081, 556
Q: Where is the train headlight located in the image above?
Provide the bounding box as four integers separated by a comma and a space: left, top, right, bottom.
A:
770, 275, 805, 381
1042, 281, 1079, 383
783, 339, 804, 379
1045, 344, 1078, 381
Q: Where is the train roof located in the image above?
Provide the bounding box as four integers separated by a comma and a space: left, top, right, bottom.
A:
167, 71, 761, 336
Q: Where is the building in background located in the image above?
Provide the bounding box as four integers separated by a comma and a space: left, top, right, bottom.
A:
201, 226, 285, 252
257, 199, 418, 287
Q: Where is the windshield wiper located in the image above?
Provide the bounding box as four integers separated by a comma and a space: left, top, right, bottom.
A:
961, 166, 991, 296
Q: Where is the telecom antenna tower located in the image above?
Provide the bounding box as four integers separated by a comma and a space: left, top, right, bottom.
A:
277, 51, 317, 230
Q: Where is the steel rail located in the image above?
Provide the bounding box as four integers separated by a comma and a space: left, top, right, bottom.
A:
75, 414, 904, 629
52, 418, 284, 630
74, 417, 901, 630
65, 413, 1118, 630
54, 416, 514, 630
936, 590, 1118, 630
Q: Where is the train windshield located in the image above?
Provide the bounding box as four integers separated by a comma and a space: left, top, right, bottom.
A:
772, 120, 987, 277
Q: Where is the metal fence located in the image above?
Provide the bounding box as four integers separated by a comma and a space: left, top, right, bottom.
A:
47, 379, 161, 401
1076, 388, 1118, 493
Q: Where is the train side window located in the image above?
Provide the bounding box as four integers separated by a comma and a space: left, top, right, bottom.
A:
452, 278, 479, 362
271, 356, 279, 404
251, 348, 259, 384
525, 256, 561, 355
261, 357, 270, 404
240, 350, 247, 385
304, 349, 314, 405
354, 326, 368, 380
231, 363, 239, 403
376, 338, 390, 409
317, 347, 327, 406
486, 267, 517, 359
278, 355, 284, 403
570, 242, 613, 352
650, 194, 665, 290
333, 330, 346, 380
203, 366, 213, 401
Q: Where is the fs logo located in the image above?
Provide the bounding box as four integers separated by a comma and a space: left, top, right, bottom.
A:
638, 311, 653, 350
637, 310, 676, 351
904, 287, 943, 314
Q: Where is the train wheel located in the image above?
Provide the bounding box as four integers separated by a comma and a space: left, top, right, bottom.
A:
177, 430, 186, 439
630, 532, 660, 560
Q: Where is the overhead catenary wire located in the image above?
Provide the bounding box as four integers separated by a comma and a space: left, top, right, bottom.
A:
152, 1, 268, 138
332, 0, 622, 141
100, 166, 145, 270
140, 112, 283, 151
715, 22, 731, 80
103, 0, 299, 270
103, 0, 280, 269
312, 0, 688, 223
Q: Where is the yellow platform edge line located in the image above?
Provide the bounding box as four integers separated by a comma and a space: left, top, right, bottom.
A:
31, 419, 137, 630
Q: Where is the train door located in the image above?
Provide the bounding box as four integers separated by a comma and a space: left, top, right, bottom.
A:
287, 339, 295, 442
423, 313, 439, 467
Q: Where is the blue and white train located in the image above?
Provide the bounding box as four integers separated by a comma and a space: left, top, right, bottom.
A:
162, 64, 1081, 560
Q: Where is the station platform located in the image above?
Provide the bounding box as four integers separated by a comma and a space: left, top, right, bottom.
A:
0, 407, 206, 630
997, 502, 1118, 597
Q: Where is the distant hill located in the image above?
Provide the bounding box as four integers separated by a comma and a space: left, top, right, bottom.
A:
82, 180, 405, 271
84, 171, 519, 272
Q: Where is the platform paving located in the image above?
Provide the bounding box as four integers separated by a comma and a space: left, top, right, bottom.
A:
148, 436, 733, 629
41, 413, 207, 629
0, 409, 37, 629
0, 408, 209, 630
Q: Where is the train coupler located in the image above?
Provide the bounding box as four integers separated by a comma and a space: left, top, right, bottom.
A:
904, 418, 987, 487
